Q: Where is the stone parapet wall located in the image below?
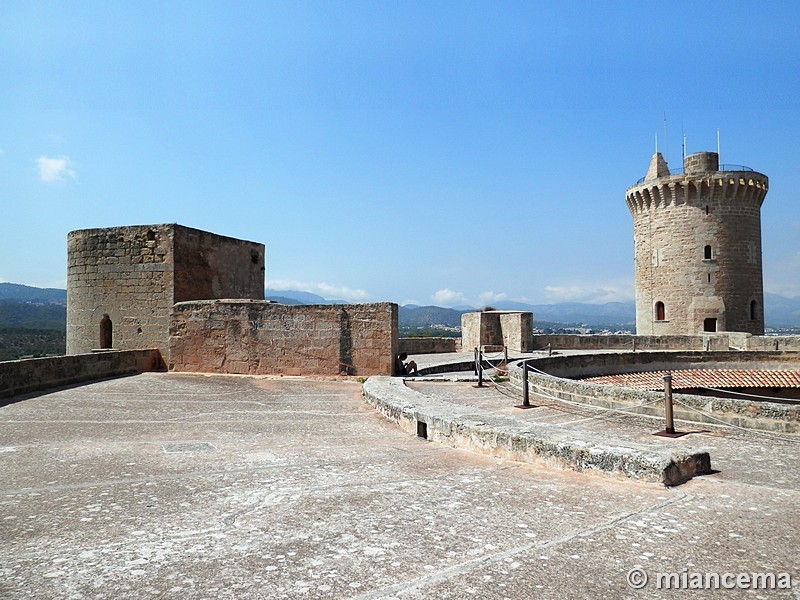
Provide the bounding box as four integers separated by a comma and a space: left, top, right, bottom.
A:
531, 334, 728, 351
532, 333, 799, 352
0, 350, 162, 401
521, 350, 800, 379
169, 301, 397, 376
726, 333, 800, 351
511, 351, 800, 433
399, 337, 459, 355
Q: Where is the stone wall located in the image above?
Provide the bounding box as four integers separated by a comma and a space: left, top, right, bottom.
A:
169, 301, 397, 376
67, 225, 176, 356
67, 224, 264, 358
399, 337, 459, 355
511, 351, 800, 433
499, 312, 533, 351
520, 350, 800, 379
461, 311, 533, 352
0, 350, 162, 402
172, 226, 264, 303
531, 334, 729, 351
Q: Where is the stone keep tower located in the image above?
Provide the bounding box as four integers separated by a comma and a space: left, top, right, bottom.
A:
625, 152, 768, 336
67, 224, 265, 358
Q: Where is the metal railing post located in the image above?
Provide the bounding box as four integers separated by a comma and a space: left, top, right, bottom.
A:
522, 361, 530, 407
663, 373, 675, 435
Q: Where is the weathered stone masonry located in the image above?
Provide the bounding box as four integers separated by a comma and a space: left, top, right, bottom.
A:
626, 152, 768, 336
169, 300, 397, 376
67, 224, 397, 376
67, 224, 264, 359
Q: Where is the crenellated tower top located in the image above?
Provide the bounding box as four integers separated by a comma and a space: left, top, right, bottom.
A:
626, 152, 768, 216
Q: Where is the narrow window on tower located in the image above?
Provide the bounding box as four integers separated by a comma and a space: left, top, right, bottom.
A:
747, 241, 757, 264
707, 273, 711, 283
750, 300, 757, 321
705, 205, 709, 215
100, 314, 112, 349
655, 301, 666, 321
704, 245, 712, 260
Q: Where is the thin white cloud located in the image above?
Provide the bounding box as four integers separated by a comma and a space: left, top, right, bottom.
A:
36, 155, 76, 183
267, 279, 370, 302
432, 288, 467, 307
543, 280, 634, 304
478, 291, 508, 306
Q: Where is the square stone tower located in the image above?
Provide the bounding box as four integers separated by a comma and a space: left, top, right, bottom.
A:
67, 224, 265, 358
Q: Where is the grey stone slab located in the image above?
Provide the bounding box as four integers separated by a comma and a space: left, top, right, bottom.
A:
1, 373, 798, 599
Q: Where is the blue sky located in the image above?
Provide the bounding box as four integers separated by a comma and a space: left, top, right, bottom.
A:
1, 1, 798, 307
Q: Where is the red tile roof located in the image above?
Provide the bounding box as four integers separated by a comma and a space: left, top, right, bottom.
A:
582, 369, 800, 391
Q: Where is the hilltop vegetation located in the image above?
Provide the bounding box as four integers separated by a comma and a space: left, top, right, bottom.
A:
0, 284, 67, 359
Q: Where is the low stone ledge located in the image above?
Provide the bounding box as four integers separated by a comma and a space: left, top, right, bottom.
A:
362, 377, 711, 486
0, 350, 163, 402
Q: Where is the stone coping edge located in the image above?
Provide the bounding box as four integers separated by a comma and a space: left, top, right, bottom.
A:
363, 377, 711, 487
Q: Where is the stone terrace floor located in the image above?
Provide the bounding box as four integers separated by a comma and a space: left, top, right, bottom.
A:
1, 372, 799, 599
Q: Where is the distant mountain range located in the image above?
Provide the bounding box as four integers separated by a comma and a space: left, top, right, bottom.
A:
1, 283, 799, 328
0, 283, 66, 305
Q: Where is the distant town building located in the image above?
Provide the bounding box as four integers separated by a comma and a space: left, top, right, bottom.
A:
626, 152, 768, 336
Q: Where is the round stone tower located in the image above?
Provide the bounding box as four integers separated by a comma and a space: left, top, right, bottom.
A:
625, 151, 768, 336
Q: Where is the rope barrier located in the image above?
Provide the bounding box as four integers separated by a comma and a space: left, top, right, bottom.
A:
520, 362, 800, 436
671, 397, 800, 444
701, 386, 800, 404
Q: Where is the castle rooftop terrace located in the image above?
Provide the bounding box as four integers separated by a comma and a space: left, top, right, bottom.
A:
1, 368, 798, 597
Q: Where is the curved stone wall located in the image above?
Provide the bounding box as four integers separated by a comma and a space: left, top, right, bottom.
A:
510, 351, 800, 433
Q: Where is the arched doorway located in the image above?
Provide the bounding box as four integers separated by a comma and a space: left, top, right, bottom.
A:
100, 314, 112, 349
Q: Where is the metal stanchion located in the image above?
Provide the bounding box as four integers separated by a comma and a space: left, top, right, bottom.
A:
476, 349, 484, 388
664, 373, 675, 434
515, 361, 535, 409
654, 372, 685, 437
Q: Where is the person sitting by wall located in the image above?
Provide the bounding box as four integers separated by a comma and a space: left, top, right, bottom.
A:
395, 352, 419, 377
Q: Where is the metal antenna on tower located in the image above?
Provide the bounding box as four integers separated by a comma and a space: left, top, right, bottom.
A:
682, 124, 686, 162
663, 113, 669, 165
717, 128, 721, 164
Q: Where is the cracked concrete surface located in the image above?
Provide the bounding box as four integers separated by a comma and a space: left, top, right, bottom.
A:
1, 372, 798, 599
